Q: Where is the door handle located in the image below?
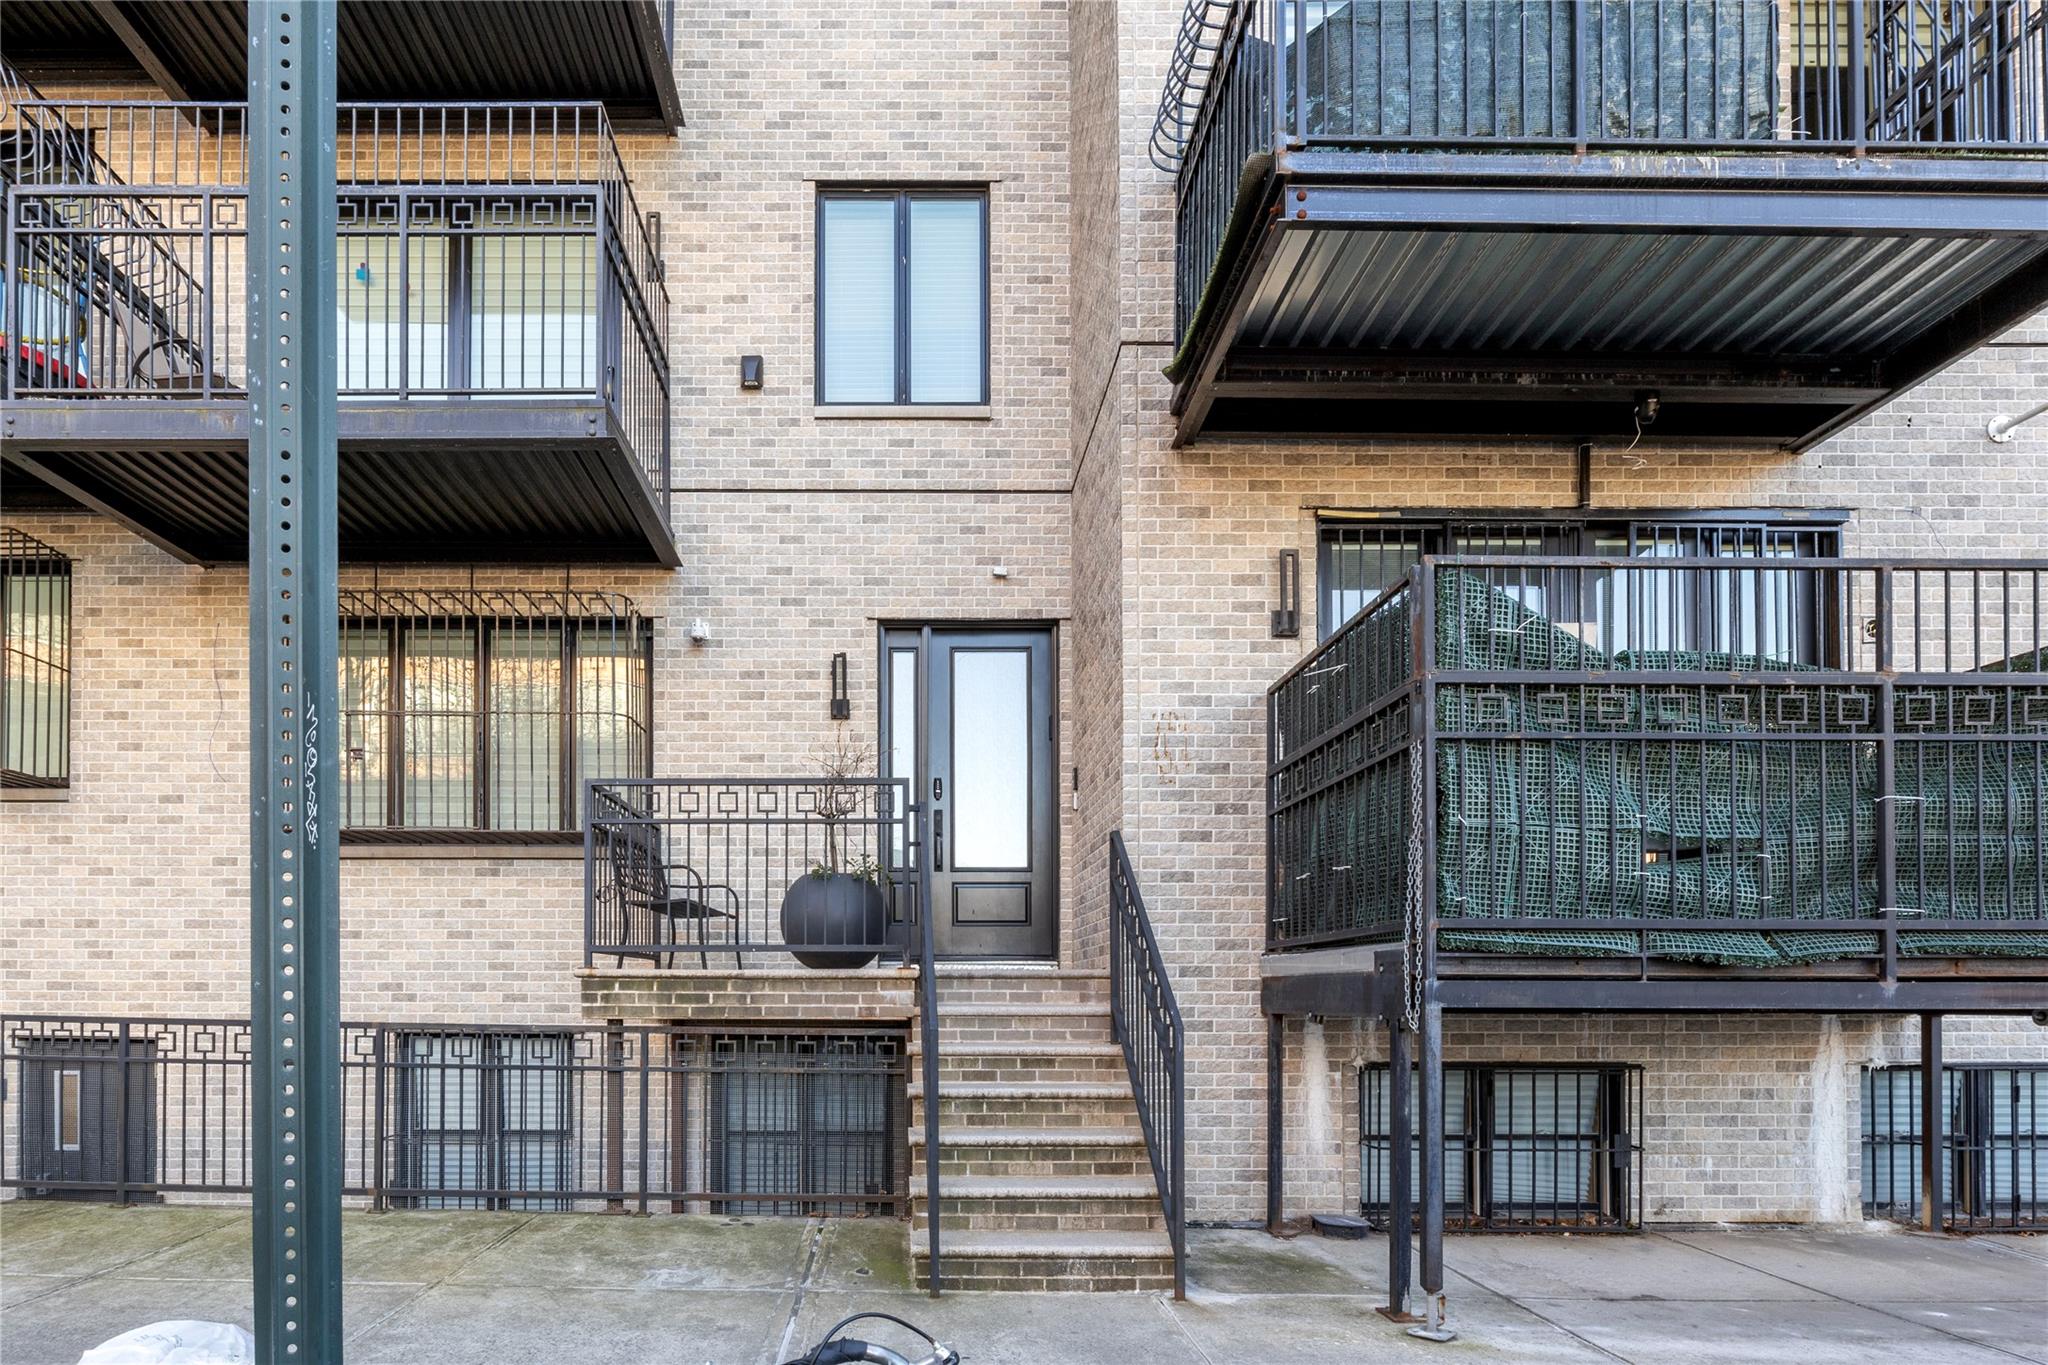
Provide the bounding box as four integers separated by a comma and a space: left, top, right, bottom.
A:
933, 809, 945, 872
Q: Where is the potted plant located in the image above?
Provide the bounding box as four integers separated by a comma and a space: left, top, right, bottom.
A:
779, 735, 889, 968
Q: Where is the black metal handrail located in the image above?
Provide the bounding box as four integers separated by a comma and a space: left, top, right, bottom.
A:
1268, 555, 2048, 964
1, 1016, 910, 1213
1108, 831, 1186, 1299
1172, 0, 2048, 344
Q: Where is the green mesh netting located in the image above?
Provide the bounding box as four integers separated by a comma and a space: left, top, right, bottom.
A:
1428, 569, 2045, 967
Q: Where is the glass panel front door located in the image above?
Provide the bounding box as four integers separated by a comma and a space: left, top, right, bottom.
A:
882, 627, 1056, 958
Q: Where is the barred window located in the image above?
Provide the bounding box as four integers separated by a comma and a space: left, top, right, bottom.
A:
1863, 1065, 2046, 1230
1361, 1063, 1640, 1230
338, 588, 650, 839
394, 1031, 575, 1211
2, 529, 71, 789
703, 1031, 905, 1217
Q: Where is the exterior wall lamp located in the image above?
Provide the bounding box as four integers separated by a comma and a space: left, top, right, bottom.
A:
829, 651, 851, 720
1272, 548, 1301, 638
740, 354, 764, 389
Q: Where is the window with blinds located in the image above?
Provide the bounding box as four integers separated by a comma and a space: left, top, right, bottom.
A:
1863, 1065, 2045, 1230
1315, 513, 1846, 653
2, 529, 71, 789
394, 1031, 575, 1211
816, 189, 989, 406
1361, 1063, 1641, 1230
337, 588, 651, 839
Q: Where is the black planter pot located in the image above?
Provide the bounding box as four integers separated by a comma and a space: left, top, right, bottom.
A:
779, 871, 886, 969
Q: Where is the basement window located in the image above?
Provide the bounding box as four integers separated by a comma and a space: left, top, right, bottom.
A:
337, 588, 651, 840
1863, 1065, 2046, 1230
393, 1031, 576, 1211
2, 528, 71, 790
1360, 1063, 1641, 1230
699, 1030, 906, 1217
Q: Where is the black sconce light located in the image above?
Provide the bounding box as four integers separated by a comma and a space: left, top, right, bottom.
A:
1271, 549, 1301, 638
829, 652, 850, 720
740, 354, 764, 390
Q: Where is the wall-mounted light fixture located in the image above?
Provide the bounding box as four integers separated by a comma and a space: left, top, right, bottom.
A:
688, 618, 711, 643
1271, 548, 1301, 638
740, 354, 764, 390
829, 652, 850, 720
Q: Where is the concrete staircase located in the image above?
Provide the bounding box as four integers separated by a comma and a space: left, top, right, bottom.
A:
907, 969, 1176, 1292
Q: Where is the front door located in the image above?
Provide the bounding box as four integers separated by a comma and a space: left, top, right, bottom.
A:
882, 627, 1057, 959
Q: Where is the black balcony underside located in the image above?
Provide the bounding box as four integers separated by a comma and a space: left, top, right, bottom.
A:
4, 0, 680, 131
1174, 154, 2048, 447
1261, 948, 2048, 1018
1, 400, 679, 567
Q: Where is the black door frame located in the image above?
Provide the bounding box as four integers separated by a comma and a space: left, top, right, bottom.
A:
878, 620, 1060, 961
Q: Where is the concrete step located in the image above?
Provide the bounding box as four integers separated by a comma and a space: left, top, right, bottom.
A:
907, 1081, 1130, 1102
911, 1092, 1141, 1132
931, 970, 1109, 1010
907, 1041, 1127, 1086
908, 1229, 1177, 1292
909, 1126, 1152, 1182
931, 1004, 1114, 1047
910, 1176, 1167, 1234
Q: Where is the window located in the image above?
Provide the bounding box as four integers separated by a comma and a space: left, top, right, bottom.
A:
816, 189, 988, 406
337, 589, 651, 839
1361, 1063, 1640, 1229
1316, 513, 1845, 655
52, 1069, 82, 1152
1864, 1065, 2046, 1230
2, 528, 71, 788
336, 193, 600, 398
395, 1031, 575, 1211
704, 1031, 905, 1216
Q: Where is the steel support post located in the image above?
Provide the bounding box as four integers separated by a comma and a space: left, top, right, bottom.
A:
247, 3, 341, 1361
1409, 997, 1454, 1342
1382, 1018, 1414, 1322
1266, 1014, 1285, 1234
1920, 1013, 1944, 1233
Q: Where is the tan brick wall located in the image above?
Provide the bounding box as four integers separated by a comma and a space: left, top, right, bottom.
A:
1066, 0, 2048, 1227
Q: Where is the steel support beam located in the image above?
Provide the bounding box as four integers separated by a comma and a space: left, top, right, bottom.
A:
1410, 996, 1453, 1341
1920, 1014, 1944, 1234
1383, 1019, 1413, 1321
1266, 1013, 1285, 1234
248, 4, 342, 1362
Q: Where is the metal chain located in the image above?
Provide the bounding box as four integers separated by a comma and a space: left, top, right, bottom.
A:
1402, 739, 1424, 1034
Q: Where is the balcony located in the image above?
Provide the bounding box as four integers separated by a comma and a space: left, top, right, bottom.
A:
2, 0, 680, 132
1, 95, 674, 566
1265, 555, 2048, 1012
1160, 0, 2048, 446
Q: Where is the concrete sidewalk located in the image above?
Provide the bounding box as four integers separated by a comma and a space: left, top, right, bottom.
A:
1, 1201, 2042, 1364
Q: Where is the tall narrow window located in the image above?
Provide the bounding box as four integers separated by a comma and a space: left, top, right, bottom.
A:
2, 529, 72, 789
817, 189, 988, 407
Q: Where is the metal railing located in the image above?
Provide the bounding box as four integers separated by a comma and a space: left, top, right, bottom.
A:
585, 778, 918, 966
1268, 556, 2048, 970
1, 1016, 908, 1214
1172, 0, 2048, 341
1107, 832, 1186, 1298
0, 94, 671, 507
1863, 1063, 2047, 1229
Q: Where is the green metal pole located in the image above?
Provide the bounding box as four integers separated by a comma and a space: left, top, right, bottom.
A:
248, 3, 341, 1361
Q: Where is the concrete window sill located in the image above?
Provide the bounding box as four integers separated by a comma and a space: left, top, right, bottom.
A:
3, 786, 70, 803
813, 405, 991, 421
